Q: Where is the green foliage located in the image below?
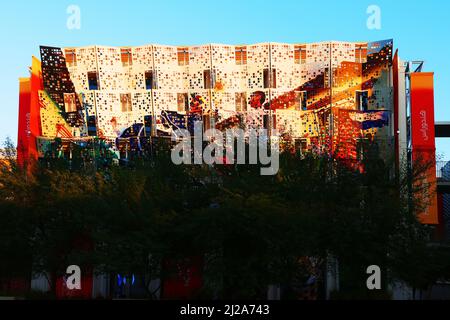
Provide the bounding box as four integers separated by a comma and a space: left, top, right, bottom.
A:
0, 137, 449, 299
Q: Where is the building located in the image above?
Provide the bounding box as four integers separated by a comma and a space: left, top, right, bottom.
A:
435, 124, 450, 243
19, 40, 394, 160
18, 39, 438, 223
15, 39, 441, 299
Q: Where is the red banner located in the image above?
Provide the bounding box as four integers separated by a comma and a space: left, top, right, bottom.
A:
410, 72, 438, 225
17, 78, 31, 167
411, 73, 436, 149
17, 57, 42, 167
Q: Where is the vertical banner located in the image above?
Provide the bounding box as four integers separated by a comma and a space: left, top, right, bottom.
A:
29, 56, 43, 161
410, 72, 438, 225
393, 50, 400, 174
17, 57, 43, 167
17, 78, 31, 167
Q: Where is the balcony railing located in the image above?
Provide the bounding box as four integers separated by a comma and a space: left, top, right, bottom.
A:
436, 161, 450, 181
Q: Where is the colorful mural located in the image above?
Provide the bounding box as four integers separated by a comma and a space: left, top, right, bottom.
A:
18, 40, 395, 164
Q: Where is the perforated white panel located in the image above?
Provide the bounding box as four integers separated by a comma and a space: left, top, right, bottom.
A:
62, 41, 371, 139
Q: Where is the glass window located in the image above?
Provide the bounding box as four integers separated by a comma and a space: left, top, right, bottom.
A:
235, 92, 247, 112
65, 49, 77, 67
294, 45, 306, 64
295, 91, 308, 111
121, 48, 133, 67
263, 68, 277, 89
356, 90, 369, 111
121, 93, 132, 112
64, 93, 77, 113
145, 71, 154, 90
177, 47, 189, 66
355, 44, 368, 64
235, 46, 247, 65
88, 72, 99, 90
177, 93, 189, 112
204, 70, 212, 89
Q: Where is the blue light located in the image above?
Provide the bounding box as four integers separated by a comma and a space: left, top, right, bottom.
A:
117, 273, 137, 287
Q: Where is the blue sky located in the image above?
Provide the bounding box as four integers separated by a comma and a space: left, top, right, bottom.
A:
0, 0, 449, 157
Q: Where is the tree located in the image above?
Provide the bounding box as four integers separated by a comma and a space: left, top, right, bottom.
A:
1, 137, 448, 300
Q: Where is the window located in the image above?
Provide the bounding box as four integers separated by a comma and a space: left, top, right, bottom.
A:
87, 116, 97, 136
263, 69, 270, 88
235, 92, 247, 112
356, 90, 369, 111
177, 93, 189, 112
324, 68, 330, 88
204, 70, 212, 89
88, 72, 99, 90
65, 49, 77, 67
235, 46, 247, 65
355, 44, 368, 63
263, 68, 277, 89
121, 48, 133, 67
295, 91, 307, 111
263, 114, 270, 130
294, 45, 306, 64
177, 47, 189, 66
144, 115, 153, 136
271, 69, 277, 88
145, 71, 155, 90
64, 93, 77, 113
211, 69, 216, 89
121, 94, 132, 112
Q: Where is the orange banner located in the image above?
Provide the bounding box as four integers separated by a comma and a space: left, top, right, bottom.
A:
410, 72, 438, 225
17, 57, 43, 167
17, 78, 31, 167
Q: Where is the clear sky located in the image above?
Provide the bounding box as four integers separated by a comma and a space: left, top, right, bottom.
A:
0, 0, 449, 157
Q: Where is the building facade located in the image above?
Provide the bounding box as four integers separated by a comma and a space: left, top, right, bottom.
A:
19, 40, 441, 227
15, 39, 443, 299
23, 40, 394, 162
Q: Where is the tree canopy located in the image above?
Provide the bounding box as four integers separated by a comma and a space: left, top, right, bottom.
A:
0, 137, 449, 299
